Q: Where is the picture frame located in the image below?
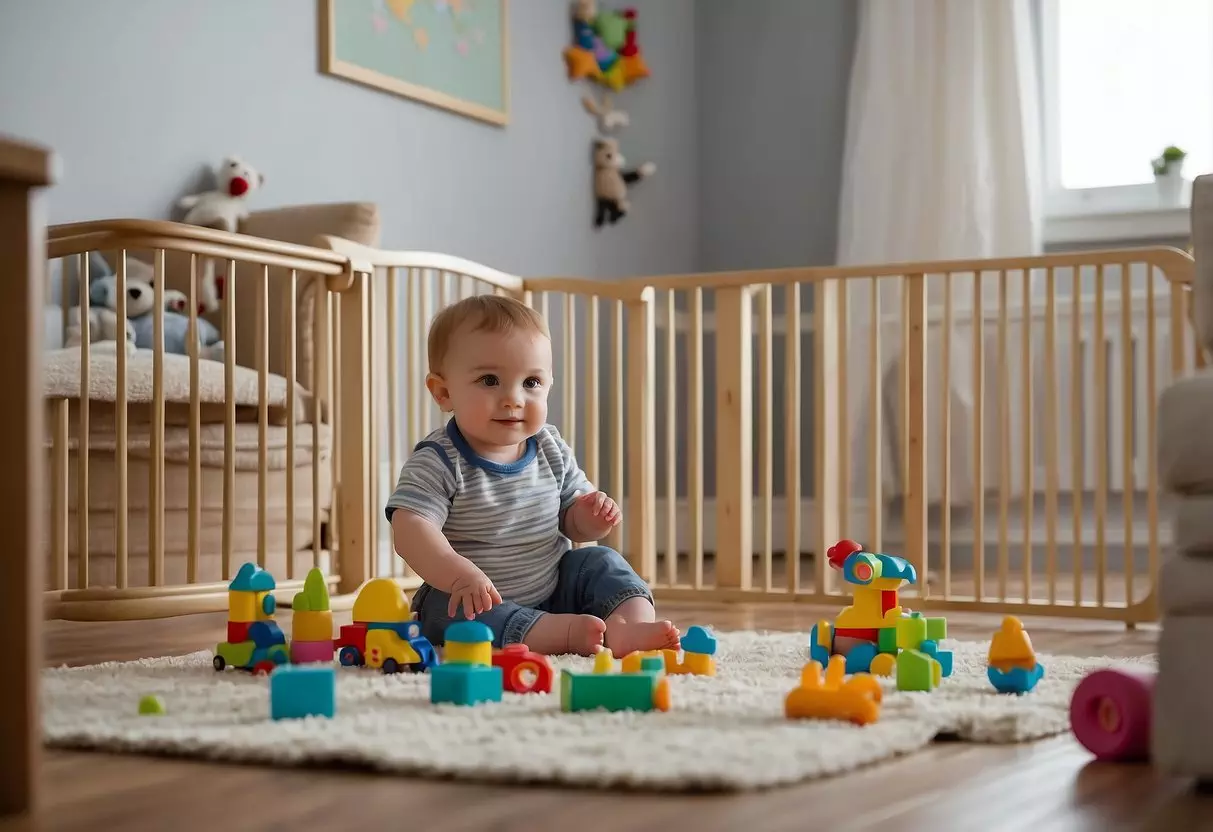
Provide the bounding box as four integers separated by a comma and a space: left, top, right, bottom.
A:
319, 0, 509, 127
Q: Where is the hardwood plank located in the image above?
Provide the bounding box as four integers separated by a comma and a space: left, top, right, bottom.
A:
36, 601, 1213, 830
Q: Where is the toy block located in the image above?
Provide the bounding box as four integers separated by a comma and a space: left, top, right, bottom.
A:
226, 620, 251, 644
844, 642, 879, 675
493, 644, 554, 694
291, 567, 331, 612
925, 616, 947, 642
680, 625, 718, 655
661, 648, 714, 676
988, 662, 1045, 694
292, 609, 334, 643
593, 648, 616, 674
270, 665, 336, 720
560, 669, 670, 713
229, 561, 277, 592
138, 695, 165, 715
443, 620, 494, 666
784, 655, 882, 725
988, 616, 1037, 672
896, 648, 942, 692
896, 613, 928, 650
920, 639, 954, 677
621, 650, 657, 673
815, 620, 833, 648
351, 577, 412, 624
877, 626, 899, 654
430, 663, 503, 706
227, 591, 258, 624
291, 639, 336, 664
868, 652, 896, 677
1069, 667, 1153, 761
640, 656, 665, 673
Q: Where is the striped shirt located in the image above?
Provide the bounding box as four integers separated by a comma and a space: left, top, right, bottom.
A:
384, 418, 592, 606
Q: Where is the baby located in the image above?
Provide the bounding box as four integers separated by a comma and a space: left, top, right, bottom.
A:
385, 293, 681, 657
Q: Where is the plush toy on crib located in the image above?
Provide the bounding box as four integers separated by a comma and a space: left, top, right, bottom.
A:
64, 306, 136, 354
177, 155, 265, 233
89, 274, 225, 361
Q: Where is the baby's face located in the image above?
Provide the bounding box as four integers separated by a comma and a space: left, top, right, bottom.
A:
430, 325, 553, 457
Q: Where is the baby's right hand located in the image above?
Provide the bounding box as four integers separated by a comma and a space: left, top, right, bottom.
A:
448, 562, 503, 620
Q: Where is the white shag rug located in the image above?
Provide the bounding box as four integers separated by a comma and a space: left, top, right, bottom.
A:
41, 630, 1155, 792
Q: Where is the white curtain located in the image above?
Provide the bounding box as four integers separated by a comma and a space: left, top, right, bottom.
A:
835, 0, 1044, 513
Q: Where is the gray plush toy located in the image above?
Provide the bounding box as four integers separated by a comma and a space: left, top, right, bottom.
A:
90, 274, 225, 360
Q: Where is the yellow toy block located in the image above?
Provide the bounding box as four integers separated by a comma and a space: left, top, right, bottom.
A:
227, 590, 274, 624
662, 649, 716, 676
445, 641, 491, 667
593, 648, 616, 674
352, 577, 411, 624
869, 652, 896, 677
785, 655, 882, 725
621, 650, 658, 673
292, 609, 333, 643
815, 620, 833, 648
988, 615, 1037, 672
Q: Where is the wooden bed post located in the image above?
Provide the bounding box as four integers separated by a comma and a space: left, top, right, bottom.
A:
0, 135, 57, 819
336, 265, 372, 596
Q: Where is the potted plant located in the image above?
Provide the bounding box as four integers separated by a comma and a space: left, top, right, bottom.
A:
1152, 145, 1187, 203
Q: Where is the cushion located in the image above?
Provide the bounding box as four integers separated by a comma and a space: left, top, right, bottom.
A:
1159, 370, 1213, 493
1175, 494, 1213, 556
1190, 174, 1213, 355
1160, 550, 1213, 615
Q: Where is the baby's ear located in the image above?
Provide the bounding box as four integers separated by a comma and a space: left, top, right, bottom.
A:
425, 373, 451, 410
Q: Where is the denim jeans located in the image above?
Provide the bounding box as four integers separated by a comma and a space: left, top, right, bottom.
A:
410, 545, 652, 647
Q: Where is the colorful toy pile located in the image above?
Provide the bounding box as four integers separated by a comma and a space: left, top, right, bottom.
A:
198, 547, 1053, 726
562, 0, 650, 91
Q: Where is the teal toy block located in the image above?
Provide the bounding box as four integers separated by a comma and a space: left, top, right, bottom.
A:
920, 638, 954, 677
431, 663, 503, 706
639, 656, 665, 673
896, 648, 942, 692
680, 626, 718, 656
270, 665, 336, 720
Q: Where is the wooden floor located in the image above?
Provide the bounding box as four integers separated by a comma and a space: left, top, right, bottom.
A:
16, 601, 1213, 832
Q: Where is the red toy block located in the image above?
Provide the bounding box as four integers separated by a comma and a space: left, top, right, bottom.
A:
493, 644, 553, 694
227, 620, 251, 644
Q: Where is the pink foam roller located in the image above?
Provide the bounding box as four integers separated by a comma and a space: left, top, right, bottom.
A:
1069, 667, 1156, 762
291, 640, 336, 664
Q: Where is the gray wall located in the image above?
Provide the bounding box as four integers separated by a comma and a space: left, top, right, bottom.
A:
0, 0, 697, 280
651, 0, 858, 501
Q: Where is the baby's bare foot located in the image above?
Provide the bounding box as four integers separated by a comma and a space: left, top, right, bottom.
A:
605, 619, 680, 657
522, 613, 606, 656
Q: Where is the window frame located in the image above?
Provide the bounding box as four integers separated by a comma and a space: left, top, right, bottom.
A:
1036, 0, 1194, 227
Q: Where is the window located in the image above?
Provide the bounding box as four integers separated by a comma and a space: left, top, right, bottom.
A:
1039, 0, 1213, 217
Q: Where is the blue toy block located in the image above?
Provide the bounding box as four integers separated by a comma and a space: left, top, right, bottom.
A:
808, 624, 832, 665
270, 665, 336, 720
844, 642, 878, 674
680, 625, 718, 656
248, 620, 286, 649
988, 662, 1045, 694
229, 561, 276, 592
445, 620, 495, 645
431, 662, 503, 706
920, 638, 954, 677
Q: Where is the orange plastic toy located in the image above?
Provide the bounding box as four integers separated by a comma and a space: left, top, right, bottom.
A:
492, 644, 554, 694
785, 655, 883, 725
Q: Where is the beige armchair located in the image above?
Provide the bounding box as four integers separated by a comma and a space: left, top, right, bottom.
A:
1154, 174, 1213, 782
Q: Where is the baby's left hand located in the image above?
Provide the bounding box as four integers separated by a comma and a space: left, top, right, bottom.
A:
571, 490, 621, 540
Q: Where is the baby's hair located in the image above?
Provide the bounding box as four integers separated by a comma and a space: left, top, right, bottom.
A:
427, 293, 550, 374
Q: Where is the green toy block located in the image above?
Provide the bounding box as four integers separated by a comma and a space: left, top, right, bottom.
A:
291, 567, 331, 612
877, 626, 899, 653
560, 669, 669, 713
925, 616, 947, 642
430, 663, 503, 706
138, 694, 165, 715
896, 648, 942, 692
897, 614, 928, 650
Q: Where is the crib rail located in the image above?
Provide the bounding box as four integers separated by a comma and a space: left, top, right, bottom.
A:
601, 246, 1197, 625
41, 219, 370, 620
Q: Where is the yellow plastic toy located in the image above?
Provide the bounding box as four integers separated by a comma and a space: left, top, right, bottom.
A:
594, 648, 617, 674
987, 616, 1046, 694
785, 655, 883, 726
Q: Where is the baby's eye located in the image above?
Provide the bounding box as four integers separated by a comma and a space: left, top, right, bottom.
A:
524, 377, 543, 389
477, 374, 499, 387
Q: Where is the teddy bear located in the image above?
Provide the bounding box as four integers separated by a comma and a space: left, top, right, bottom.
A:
89, 274, 225, 361
64, 306, 136, 354
591, 136, 655, 227
176, 155, 265, 234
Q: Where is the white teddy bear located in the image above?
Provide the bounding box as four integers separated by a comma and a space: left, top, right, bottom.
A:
64, 306, 136, 355
176, 156, 265, 233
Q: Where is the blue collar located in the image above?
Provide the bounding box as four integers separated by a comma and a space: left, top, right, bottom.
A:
446, 418, 537, 475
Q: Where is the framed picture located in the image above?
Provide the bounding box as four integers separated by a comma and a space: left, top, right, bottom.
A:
319, 0, 509, 127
